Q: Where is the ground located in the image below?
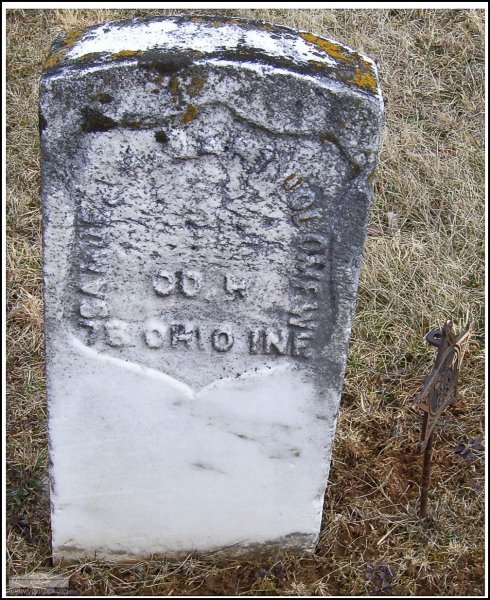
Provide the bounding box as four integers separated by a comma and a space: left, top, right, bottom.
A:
6, 7, 485, 596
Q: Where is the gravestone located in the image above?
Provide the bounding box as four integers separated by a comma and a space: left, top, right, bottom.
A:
40, 15, 383, 561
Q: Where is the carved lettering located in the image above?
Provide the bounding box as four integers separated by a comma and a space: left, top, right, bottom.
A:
170, 323, 194, 348
78, 318, 101, 346
291, 279, 321, 294
292, 208, 322, 226
152, 270, 202, 297
144, 319, 167, 348
79, 278, 106, 298
285, 180, 327, 354
81, 316, 316, 359
105, 319, 130, 347
249, 328, 304, 356
152, 270, 176, 296
79, 230, 109, 247
264, 328, 290, 355
225, 275, 247, 299
179, 270, 202, 297
290, 195, 315, 211
211, 327, 234, 352
79, 206, 111, 226
79, 254, 108, 273
249, 330, 263, 355
292, 332, 314, 358
288, 303, 318, 329
296, 253, 326, 280
79, 299, 109, 318
299, 233, 328, 255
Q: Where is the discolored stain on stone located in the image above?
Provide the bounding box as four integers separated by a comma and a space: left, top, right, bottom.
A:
39, 110, 47, 132
154, 130, 169, 144
81, 108, 117, 133
137, 50, 194, 75
97, 92, 113, 104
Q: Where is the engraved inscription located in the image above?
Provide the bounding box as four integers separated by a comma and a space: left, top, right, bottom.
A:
80, 299, 109, 319
225, 275, 247, 299
69, 108, 353, 376
152, 270, 176, 297
144, 319, 167, 348
170, 323, 195, 348
211, 327, 234, 352
249, 328, 311, 357
180, 271, 202, 297
283, 175, 328, 358
152, 270, 202, 297
76, 316, 314, 356
152, 271, 246, 300
105, 319, 131, 347
75, 186, 113, 345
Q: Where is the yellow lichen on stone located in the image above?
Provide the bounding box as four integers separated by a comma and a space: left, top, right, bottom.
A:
169, 76, 180, 102
256, 23, 275, 32
63, 29, 84, 46
300, 33, 355, 63
43, 27, 90, 69
186, 72, 206, 97
43, 49, 66, 69
350, 65, 378, 94
77, 52, 105, 64
208, 19, 237, 27
182, 104, 197, 123
111, 50, 143, 60
301, 32, 378, 94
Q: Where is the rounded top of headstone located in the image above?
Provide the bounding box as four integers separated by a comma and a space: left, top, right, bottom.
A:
42, 14, 381, 98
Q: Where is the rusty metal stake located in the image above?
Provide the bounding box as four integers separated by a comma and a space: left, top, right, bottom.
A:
414, 319, 471, 520
419, 414, 433, 519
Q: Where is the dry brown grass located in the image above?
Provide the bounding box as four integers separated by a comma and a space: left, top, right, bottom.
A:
6, 8, 485, 596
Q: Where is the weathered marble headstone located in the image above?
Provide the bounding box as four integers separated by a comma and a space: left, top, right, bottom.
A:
40, 15, 383, 561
